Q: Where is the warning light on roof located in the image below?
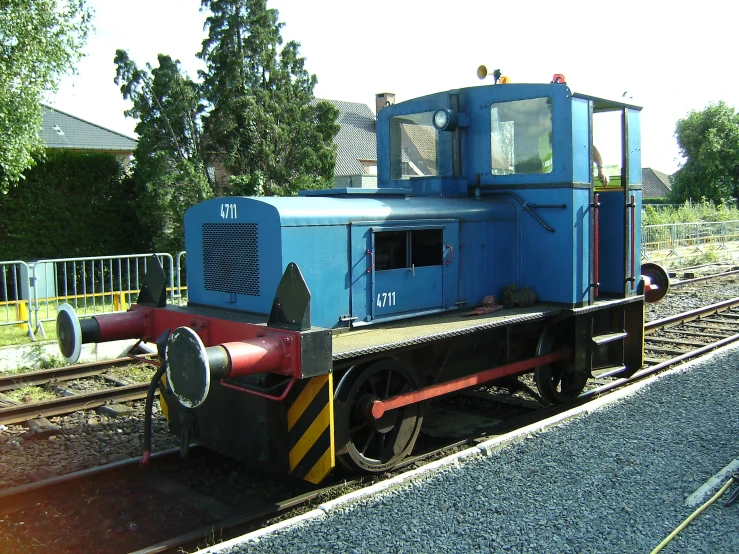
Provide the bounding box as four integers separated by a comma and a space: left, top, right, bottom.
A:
551, 74, 566, 84
499, 76, 510, 84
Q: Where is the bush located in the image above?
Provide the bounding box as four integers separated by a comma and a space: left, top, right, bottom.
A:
0, 150, 149, 260
642, 199, 739, 226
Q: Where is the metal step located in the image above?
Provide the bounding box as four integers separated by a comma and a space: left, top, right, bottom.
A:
591, 365, 627, 379
592, 330, 628, 346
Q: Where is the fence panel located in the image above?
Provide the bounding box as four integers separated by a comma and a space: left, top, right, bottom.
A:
176, 251, 187, 306
0, 261, 34, 340
642, 220, 739, 261
31, 253, 175, 339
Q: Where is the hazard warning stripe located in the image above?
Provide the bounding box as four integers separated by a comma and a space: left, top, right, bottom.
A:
287, 374, 334, 483
159, 375, 169, 421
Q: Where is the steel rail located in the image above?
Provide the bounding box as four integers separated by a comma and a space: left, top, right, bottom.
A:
0, 382, 149, 425
0, 447, 191, 518
132, 478, 363, 554
0, 358, 150, 392
585, 296, 739, 400
670, 268, 739, 287
133, 437, 477, 554
645, 297, 739, 332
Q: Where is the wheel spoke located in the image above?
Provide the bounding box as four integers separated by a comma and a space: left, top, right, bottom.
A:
350, 421, 368, 434
552, 371, 562, 389
359, 428, 377, 455
336, 361, 423, 472
384, 369, 393, 398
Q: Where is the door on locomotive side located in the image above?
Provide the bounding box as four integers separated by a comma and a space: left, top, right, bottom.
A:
577, 96, 643, 300
350, 220, 459, 323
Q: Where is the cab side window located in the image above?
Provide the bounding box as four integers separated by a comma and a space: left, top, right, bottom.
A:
490, 97, 553, 175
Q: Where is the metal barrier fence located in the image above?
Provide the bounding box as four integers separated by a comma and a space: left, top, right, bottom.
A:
176, 251, 187, 306
0, 260, 34, 340
30, 254, 175, 339
642, 220, 739, 260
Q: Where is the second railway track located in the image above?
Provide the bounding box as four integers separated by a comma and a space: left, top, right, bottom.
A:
0, 359, 155, 425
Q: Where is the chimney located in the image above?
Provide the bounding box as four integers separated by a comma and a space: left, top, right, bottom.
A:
375, 93, 395, 116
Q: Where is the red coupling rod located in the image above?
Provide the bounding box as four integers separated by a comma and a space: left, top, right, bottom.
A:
370, 349, 570, 420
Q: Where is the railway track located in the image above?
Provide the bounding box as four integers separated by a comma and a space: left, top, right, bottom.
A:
0, 359, 153, 425
4, 285, 739, 552
0, 358, 150, 392
585, 297, 739, 398
670, 267, 739, 287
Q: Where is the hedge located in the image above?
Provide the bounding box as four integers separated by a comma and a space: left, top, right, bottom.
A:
0, 150, 149, 260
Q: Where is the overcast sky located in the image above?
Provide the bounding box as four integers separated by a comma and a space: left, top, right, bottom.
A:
50, 0, 739, 175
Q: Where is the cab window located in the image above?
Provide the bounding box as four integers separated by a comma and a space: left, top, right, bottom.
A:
490, 97, 552, 175
390, 112, 439, 180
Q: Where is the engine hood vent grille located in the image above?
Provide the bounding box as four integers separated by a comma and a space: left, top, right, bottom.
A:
202, 222, 260, 296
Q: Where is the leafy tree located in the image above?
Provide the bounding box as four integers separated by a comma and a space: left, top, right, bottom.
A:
671, 101, 739, 204
114, 51, 212, 251
198, 0, 339, 196
0, 0, 92, 190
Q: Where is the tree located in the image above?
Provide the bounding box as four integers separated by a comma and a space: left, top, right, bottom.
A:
0, 0, 92, 190
114, 51, 212, 251
198, 0, 339, 196
671, 101, 739, 204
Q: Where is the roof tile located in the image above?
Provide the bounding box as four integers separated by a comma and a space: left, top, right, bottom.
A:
41, 105, 137, 152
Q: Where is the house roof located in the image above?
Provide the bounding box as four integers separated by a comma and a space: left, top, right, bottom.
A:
41, 105, 137, 152
642, 168, 672, 198
319, 99, 377, 176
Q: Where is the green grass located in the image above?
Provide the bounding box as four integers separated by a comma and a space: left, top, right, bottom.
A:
0, 294, 172, 348
0, 294, 186, 349
6, 384, 57, 403
107, 364, 156, 383
661, 249, 722, 269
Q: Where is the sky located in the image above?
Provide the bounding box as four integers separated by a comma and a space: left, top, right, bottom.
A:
50, 0, 739, 175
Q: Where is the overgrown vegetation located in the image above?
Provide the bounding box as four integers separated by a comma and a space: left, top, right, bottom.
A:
0, 150, 148, 260
661, 249, 721, 269
6, 384, 57, 403
642, 200, 739, 226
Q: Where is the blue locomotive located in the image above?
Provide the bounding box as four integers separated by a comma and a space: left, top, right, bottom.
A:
56, 71, 667, 483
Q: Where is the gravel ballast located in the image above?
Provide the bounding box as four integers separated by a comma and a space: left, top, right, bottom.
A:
2, 273, 739, 550
202, 343, 739, 554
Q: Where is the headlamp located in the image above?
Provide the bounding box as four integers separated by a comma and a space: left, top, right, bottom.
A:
432, 108, 458, 132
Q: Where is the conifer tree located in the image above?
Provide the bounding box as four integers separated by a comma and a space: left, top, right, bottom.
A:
198, 0, 339, 195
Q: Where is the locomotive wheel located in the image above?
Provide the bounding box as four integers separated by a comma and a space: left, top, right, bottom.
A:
334, 360, 424, 473
534, 322, 587, 405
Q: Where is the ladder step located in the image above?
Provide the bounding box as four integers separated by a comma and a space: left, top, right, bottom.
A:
592, 330, 628, 346
591, 365, 627, 379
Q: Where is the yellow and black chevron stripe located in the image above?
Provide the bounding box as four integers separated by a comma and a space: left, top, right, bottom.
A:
287, 374, 334, 484
159, 375, 169, 421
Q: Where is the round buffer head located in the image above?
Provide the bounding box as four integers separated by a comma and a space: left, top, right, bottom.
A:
166, 326, 211, 409
641, 262, 670, 304
56, 303, 82, 364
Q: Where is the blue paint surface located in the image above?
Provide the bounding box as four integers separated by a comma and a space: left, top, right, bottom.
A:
183, 82, 645, 328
